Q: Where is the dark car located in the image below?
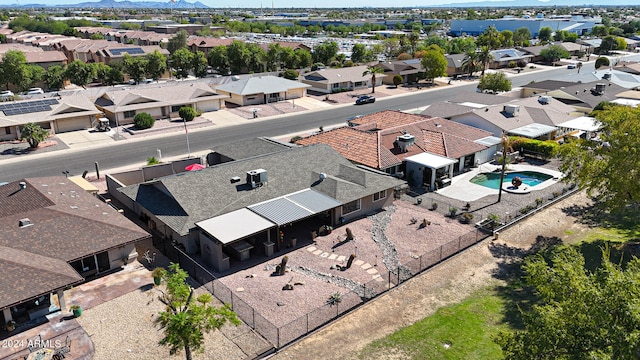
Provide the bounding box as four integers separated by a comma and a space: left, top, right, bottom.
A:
355, 95, 375, 105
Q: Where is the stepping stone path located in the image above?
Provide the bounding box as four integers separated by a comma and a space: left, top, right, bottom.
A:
305, 246, 382, 281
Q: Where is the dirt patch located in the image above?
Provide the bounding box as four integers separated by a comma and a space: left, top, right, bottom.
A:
272, 191, 593, 360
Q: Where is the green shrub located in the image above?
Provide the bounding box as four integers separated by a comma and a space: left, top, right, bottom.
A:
595, 56, 610, 69
133, 112, 155, 129
508, 61, 517, 68
178, 106, 197, 122
517, 59, 528, 68
290, 135, 303, 143
510, 137, 559, 159
393, 74, 403, 88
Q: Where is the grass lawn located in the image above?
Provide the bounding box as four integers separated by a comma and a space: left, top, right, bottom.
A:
359, 288, 508, 360
359, 206, 640, 359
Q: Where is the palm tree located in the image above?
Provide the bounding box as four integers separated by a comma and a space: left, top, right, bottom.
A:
497, 133, 515, 203
478, 46, 493, 77
462, 50, 479, 78
362, 66, 385, 94
408, 32, 420, 56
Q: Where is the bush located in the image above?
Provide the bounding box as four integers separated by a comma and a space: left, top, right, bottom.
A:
133, 112, 155, 129
311, 62, 324, 71
460, 212, 474, 223
595, 56, 610, 69
178, 106, 197, 122
397, 53, 412, 60
510, 137, 559, 159
393, 74, 403, 88
289, 135, 302, 143
343, 60, 354, 67
508, 61, 517, 68
281, 69, 299, 80
517, 59, 528, 68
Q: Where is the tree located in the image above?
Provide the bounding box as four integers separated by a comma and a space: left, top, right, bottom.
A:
513, 27, 531, 47
226, 40, 250, 74
207, 46, 229, 75
499, 30, 514, 48
0, 50, 28, 89
538, 27, 553, 44
392, 74, 402, 88
478, 46, 493, 76
65, 59, 96, 87
539, 45, 570, 63
477, 25, 500, 50
449, 37, 476, 54
123, 54, 148, 84
595, 56, 610, 69
44, 64, 66, 90
155, 263, 239, 360
266, 43, 283, 71
591, 25, 609, 37
420, 45, 447, 84
558, 105, 640, 211
281, 68, 299, 80
145, 50, 167, 81
178, 107, 196, 122
362, 65, 385, 94
191, 51, 208, 78
20, 122, 49, 148
408, 32, 420, 55
495, 246, 640, 359
133, 112, 155, 130
295, 49, 312, 69
167, 30, 188, 54
382, 37, 401, 61
171, 48, 194, 79
478, 71, 511, 93
350, 43, 369, 64
312, 41, 338, 65
462, 50, 479, 78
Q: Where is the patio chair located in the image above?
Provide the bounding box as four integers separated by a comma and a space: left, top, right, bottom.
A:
52, 336, 71, 360
27, 334, 43, 353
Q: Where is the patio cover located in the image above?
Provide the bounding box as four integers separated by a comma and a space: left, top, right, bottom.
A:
405, 152, 457, 169
475, 136, 502, 147
196, 208, 275, 245
248, 189, 341, 226
507, 123, 557, 138
557, 116, 602, 132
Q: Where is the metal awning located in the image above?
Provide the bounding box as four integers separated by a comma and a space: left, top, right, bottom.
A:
248, 189, 341, 226
507, 123, 557, 138
405, 152, 457, 169
195, 208, 275, 245
475, 136, 502, 147
557, 116, 602, 132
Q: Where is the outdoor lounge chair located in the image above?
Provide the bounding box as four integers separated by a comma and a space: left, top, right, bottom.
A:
52, 336, 71, 359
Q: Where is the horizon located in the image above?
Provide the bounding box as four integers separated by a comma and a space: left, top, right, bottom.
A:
0, 0, 636, 8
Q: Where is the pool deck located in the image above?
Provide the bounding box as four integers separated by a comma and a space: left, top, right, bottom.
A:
437, 163, 564, 202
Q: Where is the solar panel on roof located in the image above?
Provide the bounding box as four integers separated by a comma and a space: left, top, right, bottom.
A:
0, 98, 58, 116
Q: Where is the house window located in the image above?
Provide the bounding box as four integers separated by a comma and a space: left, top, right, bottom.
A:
342, 199, 361, 215
123, 110, 136, 118
171, 105, 187, 112
4, 126, 10, 135
247, 97, 256, 100
332, 83, 340, 89
354, 81, 364, 87
373, 190, 387, 202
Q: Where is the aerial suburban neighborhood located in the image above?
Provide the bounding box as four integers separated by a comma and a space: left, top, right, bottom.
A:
0, 1, 639, 359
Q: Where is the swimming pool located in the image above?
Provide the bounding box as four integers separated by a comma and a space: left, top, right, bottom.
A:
469, 171, 554, 190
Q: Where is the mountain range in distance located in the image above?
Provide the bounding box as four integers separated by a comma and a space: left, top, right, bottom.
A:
2, 0, 635, 9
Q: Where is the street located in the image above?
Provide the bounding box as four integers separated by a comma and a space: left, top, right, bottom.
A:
0, 58, 625, 182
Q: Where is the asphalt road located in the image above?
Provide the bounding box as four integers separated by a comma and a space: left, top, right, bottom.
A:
0, 60, 612, 182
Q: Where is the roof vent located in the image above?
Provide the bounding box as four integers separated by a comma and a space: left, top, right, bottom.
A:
603, 73, 611, 80
231, 75, 240, 81
503, 104, 520, 116
19, 218, 33, 228
19, 181, 26, 189
230, 176, 241, 184
319, 172, 327, 181
594, 83, 606, 95
396, 133, 415, 153
538, 95, 551, 104
246, 169, 267, 188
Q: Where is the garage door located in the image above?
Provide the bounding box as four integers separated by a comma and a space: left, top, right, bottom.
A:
56, 117, 92, 133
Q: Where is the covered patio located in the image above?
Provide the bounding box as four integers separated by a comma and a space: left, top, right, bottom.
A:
507, 123, 558, 140
557, 116, 601, 140
405, 153, 457, 191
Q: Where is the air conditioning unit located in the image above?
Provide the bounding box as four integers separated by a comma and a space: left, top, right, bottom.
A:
246, 169, 268, 188
396, 133, 415, 153
538, 95, 551, 105
594, 83, 606, 95
503, 104, 520, 115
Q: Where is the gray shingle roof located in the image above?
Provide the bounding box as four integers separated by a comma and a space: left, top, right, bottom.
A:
214, 75, 310, 95
119, 144, 404, 236
209, 137, 294, 163
421, 102, 476, 118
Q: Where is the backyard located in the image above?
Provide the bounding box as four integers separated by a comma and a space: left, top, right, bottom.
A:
273, 190, 640, 359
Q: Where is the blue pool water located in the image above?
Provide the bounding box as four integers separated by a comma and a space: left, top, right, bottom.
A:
469, 171, 553, 190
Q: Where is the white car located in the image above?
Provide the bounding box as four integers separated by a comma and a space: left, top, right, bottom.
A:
26, 87, 44, 95
567, 64, 577, 69
0, 90, 14, 99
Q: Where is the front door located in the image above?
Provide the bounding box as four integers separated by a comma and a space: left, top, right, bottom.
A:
97, 252, 110, 273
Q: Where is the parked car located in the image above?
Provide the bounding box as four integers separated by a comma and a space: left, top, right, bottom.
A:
26, 87, 44, 95
355, 95, 375, 105
567, 63, 576, 69
0, 90, 14, 100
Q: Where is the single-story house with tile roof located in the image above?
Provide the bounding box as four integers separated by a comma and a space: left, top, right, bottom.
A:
297, 110, 500, 190
214, 75, 310, 106
0, 177, 150, 330
375, 59, 424, 85
449, 96, 577, 140
0, 95, 103, 141
110, 144, 404, 272
301, 65, 385, 94
520, 79, 629, 114
94, 82, 227, 126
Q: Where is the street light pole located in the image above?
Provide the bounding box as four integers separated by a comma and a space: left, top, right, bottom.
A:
183, 117, 191, 158
497, 132, 508, 203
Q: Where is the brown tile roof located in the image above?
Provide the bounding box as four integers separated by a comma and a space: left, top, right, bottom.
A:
297, 111, 493, 169
24, 51, 68, 64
